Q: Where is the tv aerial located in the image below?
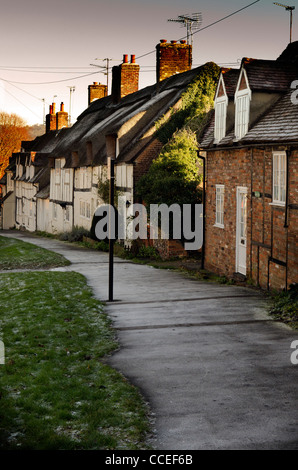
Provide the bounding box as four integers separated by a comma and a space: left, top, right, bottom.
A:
168, 13, 202, 47
273, 3, 295, 43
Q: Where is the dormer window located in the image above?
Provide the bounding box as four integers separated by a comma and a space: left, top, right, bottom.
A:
234, 68, 251, 140
214, 75, 228, 143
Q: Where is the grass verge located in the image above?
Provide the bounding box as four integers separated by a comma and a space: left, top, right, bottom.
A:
268, 284, 298, 330
0, 271, 151, 450
0, 236, 70, 270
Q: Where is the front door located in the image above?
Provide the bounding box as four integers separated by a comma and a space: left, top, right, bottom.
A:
236, 187, 248, 275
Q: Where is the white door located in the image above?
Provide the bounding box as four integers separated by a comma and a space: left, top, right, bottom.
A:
236, 187, 248, 275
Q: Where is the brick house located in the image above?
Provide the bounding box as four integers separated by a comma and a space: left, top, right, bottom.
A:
200, 42, 298, 290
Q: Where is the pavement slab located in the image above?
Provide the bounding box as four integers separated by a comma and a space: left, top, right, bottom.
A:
1, 230, 298, 450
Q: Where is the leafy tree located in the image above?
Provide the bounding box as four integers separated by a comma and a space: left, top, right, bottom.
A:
136, 129, 202, 207
136, 62, 220, 208
0, 112, 29, 178
155, 62, 220, 144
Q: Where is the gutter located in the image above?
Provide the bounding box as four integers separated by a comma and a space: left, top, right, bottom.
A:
202, 140, 298, 152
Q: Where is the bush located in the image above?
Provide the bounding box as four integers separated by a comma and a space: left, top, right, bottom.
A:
59, 226, 90, 243
136, 129, 202, 207
138, 245, 161, 260
269, 283, 298, 327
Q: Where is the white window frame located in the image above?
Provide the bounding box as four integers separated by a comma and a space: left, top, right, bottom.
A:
214, 96, 228, 143
234, 69, 251, 140
215, 184, 225, 228
272, 151, 286, 206
65, 205, 70, 222
80, 200, 86, 218
55, 159, 61, 185
52, 203, 57, 220
86, 202, 91, 219
214, 74, 228, 143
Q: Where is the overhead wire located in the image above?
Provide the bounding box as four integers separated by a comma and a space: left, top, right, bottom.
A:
4, 87, 42, 120
136, 0, 261, 60
0, 0, 261, 120
0, 0, 261, 85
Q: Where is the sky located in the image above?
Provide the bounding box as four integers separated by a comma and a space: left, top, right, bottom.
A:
0, 0, 297, 126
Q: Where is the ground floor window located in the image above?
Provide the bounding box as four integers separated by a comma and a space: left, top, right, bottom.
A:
273, 151, 286, 205
65, 205, 70, 222
215, 184, 224, 228
80, 200, 86, 218
53, 203, 57, 220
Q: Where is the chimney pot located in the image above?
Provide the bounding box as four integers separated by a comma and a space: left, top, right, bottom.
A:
180, 40, 187, 44
52, 103, 56, 114
131, 54, 136, 64
171, 40, 177, 44
60, 102, 64, 112
160, 39, 167, 43
123, 54, 128, 63
93, 82, 98, 85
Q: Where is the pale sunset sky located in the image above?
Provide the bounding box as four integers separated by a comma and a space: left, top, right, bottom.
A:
0, 0, 296, 125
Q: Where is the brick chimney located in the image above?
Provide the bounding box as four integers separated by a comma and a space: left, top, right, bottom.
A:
46, 103, 57, 133
156, 39, 192, 82
112, 54, 140, 103
88, 82, 108, 105
56, 102, 68, 130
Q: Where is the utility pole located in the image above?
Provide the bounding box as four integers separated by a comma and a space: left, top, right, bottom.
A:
103, 58, 111, 94
42, 98, 45, 131
273, 3, 295, 43
90, 58, 113, 94
68, 86, 75, 126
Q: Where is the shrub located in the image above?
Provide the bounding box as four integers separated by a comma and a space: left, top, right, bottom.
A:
59, 226, 90, 243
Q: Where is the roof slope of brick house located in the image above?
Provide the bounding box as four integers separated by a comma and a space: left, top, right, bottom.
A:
44, 43, 218, 238
200, 41, 298, 290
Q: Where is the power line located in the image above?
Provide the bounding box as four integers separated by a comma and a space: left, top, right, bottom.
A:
136, 0, 261, 60
1, 70, 100, 86
4, 87, 42, 120
0, 68, 96, 74
0, 77, 48, 103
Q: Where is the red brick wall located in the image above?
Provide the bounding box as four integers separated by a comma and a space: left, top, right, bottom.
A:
205, 148, 251, 277
56, 111, 68, 130
88, 82, 107, 105
156, 40, 192, 82
205, 146, 298, 290
112, 61, 140, 102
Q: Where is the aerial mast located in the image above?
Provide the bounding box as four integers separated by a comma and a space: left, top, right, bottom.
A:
273, 3, 295, 43
168, 13, 202, 47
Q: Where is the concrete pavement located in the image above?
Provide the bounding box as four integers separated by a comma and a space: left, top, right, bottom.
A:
1, 230, 298, 449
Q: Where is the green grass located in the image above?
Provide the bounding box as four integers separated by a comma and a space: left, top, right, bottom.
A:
0, 271, 150, 450
0, 236, 70, 270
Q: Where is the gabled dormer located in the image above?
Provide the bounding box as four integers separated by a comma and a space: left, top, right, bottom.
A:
234, 67, 252, 140
214, 73, 228, 143
213, 68, 239, 144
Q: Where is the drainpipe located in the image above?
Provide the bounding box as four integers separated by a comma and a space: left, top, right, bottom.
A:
284, 148, 290, 229
72, 168, 75, 229
284, 148, 290, 289
197, 151, 206, 270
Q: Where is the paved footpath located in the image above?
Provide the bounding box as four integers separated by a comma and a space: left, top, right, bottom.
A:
1, 230, 298, 449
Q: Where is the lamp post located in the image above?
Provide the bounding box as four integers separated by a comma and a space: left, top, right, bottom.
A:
105, 133, 119, 301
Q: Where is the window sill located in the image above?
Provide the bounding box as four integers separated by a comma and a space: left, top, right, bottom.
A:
269, 202, 285, 208
214, 223, 224, 229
